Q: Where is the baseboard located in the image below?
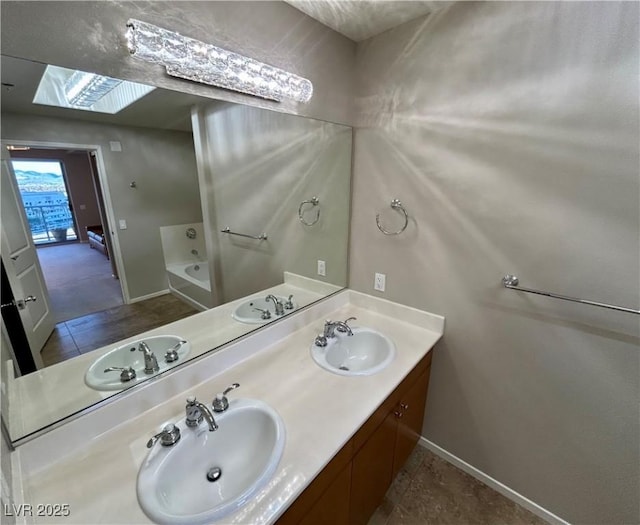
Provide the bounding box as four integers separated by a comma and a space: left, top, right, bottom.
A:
417, 437, 570, 525
128, 289, 170, 304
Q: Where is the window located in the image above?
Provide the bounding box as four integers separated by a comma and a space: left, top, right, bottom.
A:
11, 159, 77, 244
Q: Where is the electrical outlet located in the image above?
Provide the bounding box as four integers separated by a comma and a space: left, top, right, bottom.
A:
317, 260, 326, 276
374, 272, 386, 292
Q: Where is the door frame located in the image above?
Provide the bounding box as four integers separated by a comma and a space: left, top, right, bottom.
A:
3, 139, 130, 303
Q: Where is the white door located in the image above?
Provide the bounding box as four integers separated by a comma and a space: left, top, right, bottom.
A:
1, 144, 54, 368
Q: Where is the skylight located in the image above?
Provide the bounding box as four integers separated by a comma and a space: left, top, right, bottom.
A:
33, 65, 155, 114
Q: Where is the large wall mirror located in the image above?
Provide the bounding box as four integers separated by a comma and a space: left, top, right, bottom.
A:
0, 54, 351, 443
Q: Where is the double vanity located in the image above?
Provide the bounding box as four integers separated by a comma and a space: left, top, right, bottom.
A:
11, 289, 443, 524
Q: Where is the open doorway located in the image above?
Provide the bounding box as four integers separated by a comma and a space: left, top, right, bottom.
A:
7, 146, 124, 324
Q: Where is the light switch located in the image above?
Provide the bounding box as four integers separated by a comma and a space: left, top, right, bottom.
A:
109, 141, 122, 152
119, 219, 127, 230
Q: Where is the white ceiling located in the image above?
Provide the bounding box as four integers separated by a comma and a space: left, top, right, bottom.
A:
285, 0, 442, 42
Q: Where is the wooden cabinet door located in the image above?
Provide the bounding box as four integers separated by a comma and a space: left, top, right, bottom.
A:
392, 368, 430, 478
349, 410, 397, 525
299, 463, 351, 525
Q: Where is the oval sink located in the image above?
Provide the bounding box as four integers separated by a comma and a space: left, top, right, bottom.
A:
311, 327, 395, 376
84, 335, 190, 391
137, 399, 286, 525
232, 295, 297, 324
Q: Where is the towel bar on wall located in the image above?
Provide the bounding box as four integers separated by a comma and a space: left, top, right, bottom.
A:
376, 199, 409, 235
502, 274, 640, 315
298, 197, 320, 226
221, 227, 268, 241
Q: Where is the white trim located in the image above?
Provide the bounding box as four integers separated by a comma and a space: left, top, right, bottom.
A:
417, 437, 571, 525
91, 146, 130, 303
128, 289, 170, 304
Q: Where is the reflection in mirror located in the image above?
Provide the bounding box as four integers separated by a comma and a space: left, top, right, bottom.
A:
0, 56, 352, 443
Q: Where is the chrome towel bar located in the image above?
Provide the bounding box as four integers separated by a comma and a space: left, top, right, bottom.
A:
502, 275, 639, 315
221, 227, 268, 241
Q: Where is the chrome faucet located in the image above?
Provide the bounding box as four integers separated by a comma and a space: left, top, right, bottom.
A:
139, 341, 159, 374
314, 317, 356, 347
265, 294, 285, 316
185, 396, 218, 431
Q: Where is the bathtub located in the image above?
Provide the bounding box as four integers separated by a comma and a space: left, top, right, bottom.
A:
166, 262, 213, 310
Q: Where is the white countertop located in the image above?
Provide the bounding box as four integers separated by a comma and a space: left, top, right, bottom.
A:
15, 290, 443, 525
8, 273, 340, 441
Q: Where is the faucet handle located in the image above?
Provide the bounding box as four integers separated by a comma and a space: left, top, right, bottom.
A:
252, 307, 271, 320
103, 366, 136, 382
165, 340, 186, 363
284, 294, 294, 310
314, 334, 328, 347
147, 423, 181, 449
323, 319, 340, 338
212, 383, 240, 412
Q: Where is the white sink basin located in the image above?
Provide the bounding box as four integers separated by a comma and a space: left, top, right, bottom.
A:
84, 335, 190, 391
137, 399, 286, 525
311, 327, 395, 376
232, 295, 297, 324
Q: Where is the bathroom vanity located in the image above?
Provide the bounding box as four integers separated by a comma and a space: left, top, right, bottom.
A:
10, 290, 443, 524
278, 350, 433, 525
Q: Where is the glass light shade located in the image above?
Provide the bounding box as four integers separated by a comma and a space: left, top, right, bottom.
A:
126, 19, 313, 104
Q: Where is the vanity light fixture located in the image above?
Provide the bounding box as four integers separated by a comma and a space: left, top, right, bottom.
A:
64, 71, 123, 108
125, 19, 313, 103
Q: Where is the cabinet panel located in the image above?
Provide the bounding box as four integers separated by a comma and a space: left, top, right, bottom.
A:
392, 367, 430, 478
277, 442, 353, 525
299, 463, 351, 525
352, 351, 432, 452
349, 411, 397, 525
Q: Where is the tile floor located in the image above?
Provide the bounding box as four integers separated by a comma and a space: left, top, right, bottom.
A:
40, 293, 198, 367
369, 446, 548, 525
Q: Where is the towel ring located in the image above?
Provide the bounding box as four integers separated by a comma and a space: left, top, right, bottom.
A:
298, 196, 320, 226
376, 199, 409, 235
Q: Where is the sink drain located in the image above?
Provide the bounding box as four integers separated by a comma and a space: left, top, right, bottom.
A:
206, 467, 222, 482
339, 366, 350, 371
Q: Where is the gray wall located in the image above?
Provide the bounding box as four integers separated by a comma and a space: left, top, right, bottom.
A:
2, 113, 203, 301
193, 103, 351, 303
350, 2, 639, 523
0, 1, 356, 126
